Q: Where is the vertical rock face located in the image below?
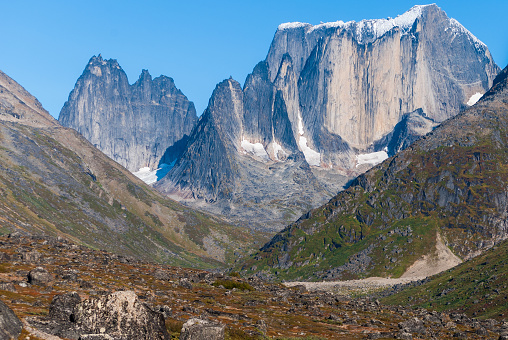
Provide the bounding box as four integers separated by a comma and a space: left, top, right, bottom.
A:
59, 55, 197, 172
267, 4, 499, 161
159, 5, 498, 230
157, 70, 331, 230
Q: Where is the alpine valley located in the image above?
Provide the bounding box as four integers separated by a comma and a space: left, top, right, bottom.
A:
1, 3, 508, 340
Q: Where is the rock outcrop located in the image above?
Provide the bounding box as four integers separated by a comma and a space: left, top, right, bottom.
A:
0, 299, 23, 340
59, 55, 197, 173
180, 318, 225, 340
267, 4, 498, 163
73, 291, 168, 340
157, 72, 334, 230
158, 5, 499, 229
28, 267, 54, 286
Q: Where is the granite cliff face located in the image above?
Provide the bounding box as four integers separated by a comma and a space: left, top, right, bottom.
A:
239, 65, 508, 281
59, 55, 197, 173
159, 5, 499, 229
267, 4, 499, 165
156, 68, 334, 231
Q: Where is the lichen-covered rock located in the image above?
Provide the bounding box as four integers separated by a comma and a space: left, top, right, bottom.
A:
0, 299, 22, 340
73, 291, 168, 340
398, 317, 426, 334
179, 318, 224, 340
27, 267, 54, 285
49, 291, 81, 322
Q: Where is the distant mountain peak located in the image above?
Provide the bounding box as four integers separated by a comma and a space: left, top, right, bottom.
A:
59, 56, 197, 173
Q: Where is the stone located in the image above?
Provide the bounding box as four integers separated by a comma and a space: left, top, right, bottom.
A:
22, 250, 41, 263
27, 267, 54, 285
398, 317, 426, 334
179, 318, 224, 340
49, 291, 81, 322
0, 299, 23, 340
73, 290, 168, 340
179, 278, 193, 290
79, 335, 114, 340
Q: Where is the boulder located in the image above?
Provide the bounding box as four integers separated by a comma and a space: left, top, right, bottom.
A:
27, 267, 54, 285
73, 291, 168, 340
22, 250, 41, 263
398, 317, 426, 334
0, 299, 23, 340
180, 318, 224, 340
49, 291, 81, 322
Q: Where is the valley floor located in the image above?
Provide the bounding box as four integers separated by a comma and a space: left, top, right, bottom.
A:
0, 233, 506, 339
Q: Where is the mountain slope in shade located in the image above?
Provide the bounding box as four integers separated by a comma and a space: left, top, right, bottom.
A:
156, 68, 336, 231
160, 4, 499, 229
238, 64, 508, 281
59, 55, 197, 173
0, 69, 264, 268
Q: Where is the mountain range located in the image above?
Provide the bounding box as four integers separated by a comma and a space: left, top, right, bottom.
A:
0, 68, 264, 268
59, 5, 499, 230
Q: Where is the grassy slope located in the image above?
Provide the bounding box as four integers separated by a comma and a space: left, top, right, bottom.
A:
238, 66, 508, 281
382, 238, 508, 320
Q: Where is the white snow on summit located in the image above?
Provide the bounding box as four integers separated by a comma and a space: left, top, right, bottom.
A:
280, 5, 430, 42
467, 92, 483, 106
447, 18, 487, 51
278, 22, 310, 30
356, 151, 389, 167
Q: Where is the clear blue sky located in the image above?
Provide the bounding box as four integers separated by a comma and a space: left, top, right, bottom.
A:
1, 0, 507, 118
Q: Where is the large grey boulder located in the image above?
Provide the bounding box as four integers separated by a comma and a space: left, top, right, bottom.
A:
27, 267, 54, 285
73, 290, 168, 340
179, 318, 224, 340
0, 299, 22, 340
49, 291, 81, 322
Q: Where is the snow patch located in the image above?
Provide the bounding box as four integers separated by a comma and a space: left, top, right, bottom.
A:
308, 21, 345, 33
356, 151, 388, 167
297, 113, 304, 135
241, 139, 269, 161
348, 4, 425, 43
467, 92, 483, 106
133, 163, 174, 185
299, 137, 321, 166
